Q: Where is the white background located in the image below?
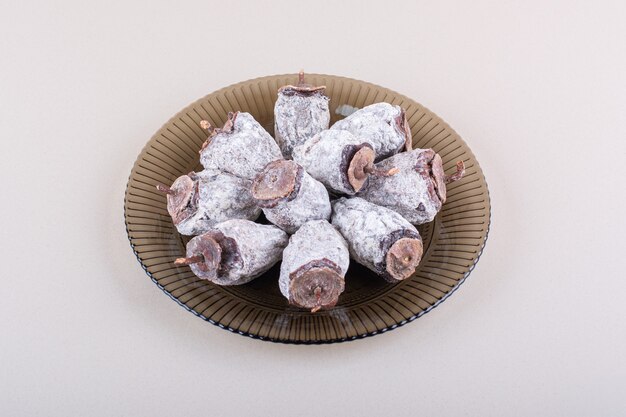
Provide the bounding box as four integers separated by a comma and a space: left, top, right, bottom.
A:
2, 1, 625, 416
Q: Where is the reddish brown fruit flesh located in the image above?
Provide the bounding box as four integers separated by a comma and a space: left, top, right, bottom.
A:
176, 235, 222, 280
347, 146, 375, 192
289, 264, 345, 312
251, 160, 299, 201
385, 237, 423, 281
157, 175, 198, 225
348, 147, 399, 192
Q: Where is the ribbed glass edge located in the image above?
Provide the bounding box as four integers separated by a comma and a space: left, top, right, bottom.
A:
122, 72, 492, 345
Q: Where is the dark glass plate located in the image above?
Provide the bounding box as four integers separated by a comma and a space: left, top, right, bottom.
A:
124, 74, 491, 344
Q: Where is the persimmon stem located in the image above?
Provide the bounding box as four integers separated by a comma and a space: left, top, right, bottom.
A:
156, 184, 174, 195
445, 161, 465, 184
199, 120, 214, 132
174, 254, 204, 266
365, 164, 399, 177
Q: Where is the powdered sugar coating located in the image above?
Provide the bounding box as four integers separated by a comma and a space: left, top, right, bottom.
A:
200, 112, 283, 180
331, 197, 420, 277
210, 220, 289, 285
274, 91, 330, 159
185, 220, 288, 286
358, 149, 442, 225
260, 168, 332, 234
279, 220, 349, 300
175, 171, 261, 236
293, 129, 369, 195
331, 102, 408, 161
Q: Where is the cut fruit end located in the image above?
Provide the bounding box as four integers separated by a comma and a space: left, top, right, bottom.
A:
386, 237, 423, 281
289, 266, 345, 311
430, 153, 447, 204
347, 146, 376, 192
185, 235, 223, 279
251, 160, 300, 201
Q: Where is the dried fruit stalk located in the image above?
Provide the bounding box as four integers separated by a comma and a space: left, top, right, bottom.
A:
274, 71, 330, 159
279, 220, 350, 312
199, 112, 283, 180
292, 129, 398, 195
156, 171, 260, 236
175, 219, 288, 285
251, 160, 331, 234
358, 149, 465, 225
332, 197, 423, 282
331, 102, 412, 161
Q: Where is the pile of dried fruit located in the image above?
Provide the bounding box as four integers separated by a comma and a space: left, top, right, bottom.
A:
157, 72, 465, 312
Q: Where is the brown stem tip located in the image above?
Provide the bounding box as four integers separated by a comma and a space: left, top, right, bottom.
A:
278, 71, 325, 94
199, 120, 213, 132
298, 70, 306, 86
348, 147, 399, 191
445, 161, 466, 184
174, 254, 204, 266
156, 184, 175, 195
365, 165, 399, 177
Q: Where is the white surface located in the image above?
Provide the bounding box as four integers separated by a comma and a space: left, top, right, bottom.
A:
2, 1, 625, 416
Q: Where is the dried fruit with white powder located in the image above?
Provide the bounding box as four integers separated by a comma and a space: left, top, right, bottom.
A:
199, 112, 283, 180
358, 149, 465, 224
251, 160, 331, 234
332, 197, 423, 282
331, 102, 412, 161
279, 220, 350, 312
156, 171, 260, 236
174, 219, 288, 285
292, 129, 398, 195
274, 71, 330, 159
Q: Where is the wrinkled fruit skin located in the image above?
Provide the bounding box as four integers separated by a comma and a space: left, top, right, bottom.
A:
331, 197, 422, 282
168, 170, 261, 236
358, 149, 446, 225
200, 112, 283, 180
274, 86, 330, 159
293, 129, 374, 195
186, 219, 288, 286
252, 160, 331, 234
331, 102, 411, 161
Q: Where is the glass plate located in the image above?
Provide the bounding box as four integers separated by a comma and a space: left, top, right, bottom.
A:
123, 74, 491, 344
